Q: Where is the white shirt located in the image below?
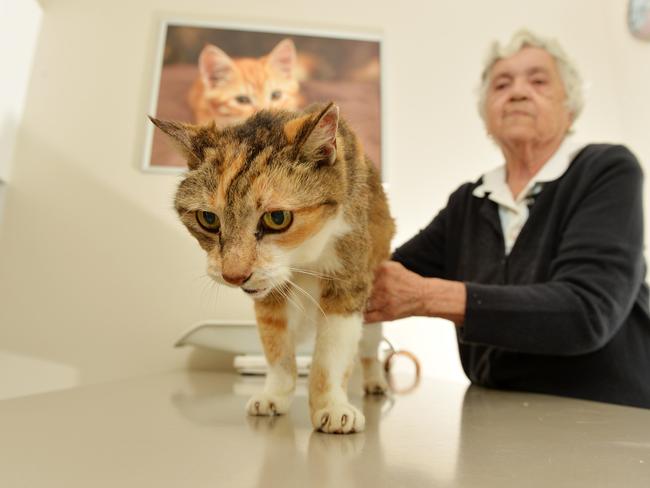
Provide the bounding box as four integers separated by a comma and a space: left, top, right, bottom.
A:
472, 137, 587, 255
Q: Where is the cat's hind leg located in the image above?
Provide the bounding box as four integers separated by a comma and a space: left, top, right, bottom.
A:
309, 313, 365, 434
246, 300, 296, 416
359, 322, 389, 395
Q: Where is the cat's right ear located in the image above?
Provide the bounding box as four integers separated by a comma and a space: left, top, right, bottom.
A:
267, 39, 297, 78
198, 44, 234, 88
148, 116, 208, 170
285, 102, 339, 167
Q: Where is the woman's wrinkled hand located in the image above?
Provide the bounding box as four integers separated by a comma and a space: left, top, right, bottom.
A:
363, 261, 429, 323
364, 261, 467, 325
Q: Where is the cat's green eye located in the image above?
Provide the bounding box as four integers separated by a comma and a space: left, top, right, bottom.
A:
196, 211, 220, 233
235, 95, 251, 104
261, 211, 293, 232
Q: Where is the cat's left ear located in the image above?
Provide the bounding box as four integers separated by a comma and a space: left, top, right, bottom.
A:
267, 38, 297, 78
149, 117, 214, 170
288, 103, 339, 166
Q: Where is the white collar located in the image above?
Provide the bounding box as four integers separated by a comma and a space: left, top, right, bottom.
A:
473, 136, 586, 210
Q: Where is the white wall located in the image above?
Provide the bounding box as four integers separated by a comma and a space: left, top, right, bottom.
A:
0, 0, 42, 232
0, 0, 43, 183
0, 0, 648, 396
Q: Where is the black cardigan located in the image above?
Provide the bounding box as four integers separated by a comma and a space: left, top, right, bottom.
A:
393, 144, 650, 408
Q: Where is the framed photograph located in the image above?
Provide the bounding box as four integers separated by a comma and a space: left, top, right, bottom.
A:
142, 20, 384, 176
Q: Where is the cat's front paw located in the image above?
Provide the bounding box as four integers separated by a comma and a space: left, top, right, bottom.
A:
361, 357, 389, 395
364, 376, 389, 395
245, 393, 291, 416
312, 403, 365, 434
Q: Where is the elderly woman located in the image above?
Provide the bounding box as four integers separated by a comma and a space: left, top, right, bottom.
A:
365, 30, 650, 408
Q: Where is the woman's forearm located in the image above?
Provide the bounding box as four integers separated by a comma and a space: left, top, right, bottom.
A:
422, 278, 466, 326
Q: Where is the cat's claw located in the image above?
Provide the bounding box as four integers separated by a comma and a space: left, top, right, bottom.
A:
246, 393, 291, 416
312, 403, 365, 434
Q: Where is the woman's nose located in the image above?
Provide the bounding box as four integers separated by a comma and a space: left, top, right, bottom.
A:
509, 77, 531, 100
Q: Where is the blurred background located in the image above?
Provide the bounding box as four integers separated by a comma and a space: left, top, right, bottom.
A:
1, 0, 649, 400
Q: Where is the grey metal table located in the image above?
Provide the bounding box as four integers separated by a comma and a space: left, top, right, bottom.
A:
0, 370, 648, 487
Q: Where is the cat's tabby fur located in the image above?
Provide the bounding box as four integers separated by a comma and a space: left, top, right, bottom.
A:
188, 38, 303, 128
151, 102, 394, 433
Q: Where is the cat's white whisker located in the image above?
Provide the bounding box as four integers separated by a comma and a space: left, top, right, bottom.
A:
289, 267, 333, 277
198, 275, 213, 305
287, 277, 329, 323
213, 281, 222, 309
288, 266, 344, 282
191, 272, 211, 282
283, 281, 321, 326
274, 281, 307, 317
200, 277, 221, 311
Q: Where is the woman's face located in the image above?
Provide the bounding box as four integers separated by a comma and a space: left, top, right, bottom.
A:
485, 47, 572, 148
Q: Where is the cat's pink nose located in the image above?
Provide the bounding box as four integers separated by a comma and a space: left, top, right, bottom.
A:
222, 272, 252, 286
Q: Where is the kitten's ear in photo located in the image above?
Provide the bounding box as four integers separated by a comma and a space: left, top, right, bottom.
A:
286, 102, 339, 167
266, 38, 297, 78
148, 116, 214, 170
198, 44, 234, 88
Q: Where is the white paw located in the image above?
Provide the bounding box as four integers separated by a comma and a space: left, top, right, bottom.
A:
361, 357, 389, 395
245, 393, 291, 416
363, 376, 389, 395
312, 403, 365, 434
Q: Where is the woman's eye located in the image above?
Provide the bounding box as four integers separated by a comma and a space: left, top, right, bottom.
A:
235, 95, 251, 104
261, 210, 293, 232
196, 211, 220, 233
270, 90, 282, 101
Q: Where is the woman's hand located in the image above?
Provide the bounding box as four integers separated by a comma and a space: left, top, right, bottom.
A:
364, 261, 467, 325
364, 261, 429, 322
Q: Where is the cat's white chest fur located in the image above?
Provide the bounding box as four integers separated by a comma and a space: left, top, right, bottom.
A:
284, 209, 351, 343
286, 209, 351, 271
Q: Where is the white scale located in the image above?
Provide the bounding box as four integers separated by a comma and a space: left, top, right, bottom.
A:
175, 320, 313, 376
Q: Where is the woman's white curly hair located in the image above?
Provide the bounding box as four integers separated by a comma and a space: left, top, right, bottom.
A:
477, 29, 584, 125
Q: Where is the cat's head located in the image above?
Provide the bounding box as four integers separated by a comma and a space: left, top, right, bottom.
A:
151, 103, 347, 300
196, 38, 302, 126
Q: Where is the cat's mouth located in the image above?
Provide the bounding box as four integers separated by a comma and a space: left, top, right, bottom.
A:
242, 287, 269, 299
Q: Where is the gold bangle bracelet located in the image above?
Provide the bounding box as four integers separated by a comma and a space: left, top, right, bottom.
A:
383, 349, 421, 394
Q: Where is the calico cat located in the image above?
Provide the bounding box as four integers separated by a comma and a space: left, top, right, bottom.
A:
188, 38, 303, 127
151, 102, 394, 434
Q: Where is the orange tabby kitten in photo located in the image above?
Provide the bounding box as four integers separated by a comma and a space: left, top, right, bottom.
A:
188, 38, 303, 127
151, 102, 394, 434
